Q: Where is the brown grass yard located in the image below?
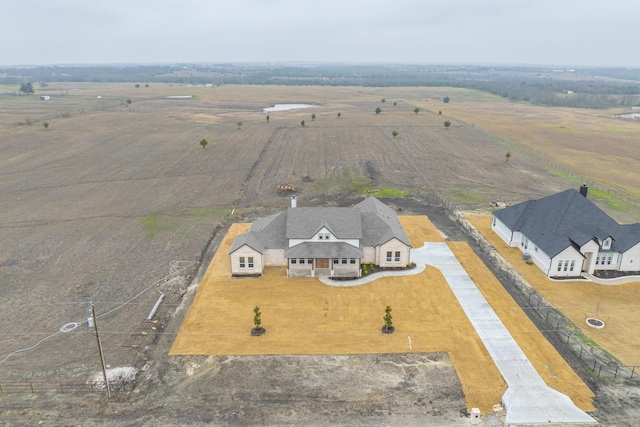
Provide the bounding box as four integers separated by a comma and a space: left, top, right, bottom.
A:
468, 214, 640, 368
171, 216, 595, 412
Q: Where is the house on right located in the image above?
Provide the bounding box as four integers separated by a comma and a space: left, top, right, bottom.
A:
492, 186, 640, 278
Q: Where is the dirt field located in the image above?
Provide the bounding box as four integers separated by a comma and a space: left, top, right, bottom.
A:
2, 83, 640, 425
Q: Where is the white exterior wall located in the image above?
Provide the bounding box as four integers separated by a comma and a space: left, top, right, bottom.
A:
510, 231, 524, 248
376, 239, 410, 267
491, 216, 514, 246
579, 240, 600, 274
620, 242, 640, 272
264, 249, 286, 266
230, 246, 263, 275
527, 242, 551, 273
593, 252, 621, 271
549, 246, 584, 278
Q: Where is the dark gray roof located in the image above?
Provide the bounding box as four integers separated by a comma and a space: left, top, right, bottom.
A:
284, 242, 364, 259
356, 197, 412, 247
228, 196, 411, 256
228, 232, 265, 254
286, 207, 362, 239
494, 189, 640, 257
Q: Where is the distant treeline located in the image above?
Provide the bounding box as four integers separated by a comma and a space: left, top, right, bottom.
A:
2, 63, 640, 109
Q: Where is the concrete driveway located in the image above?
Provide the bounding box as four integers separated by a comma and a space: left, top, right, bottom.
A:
413, 242, 595, 425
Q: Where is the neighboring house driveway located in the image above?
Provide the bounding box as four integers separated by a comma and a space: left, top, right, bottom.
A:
323, 242, 596, 425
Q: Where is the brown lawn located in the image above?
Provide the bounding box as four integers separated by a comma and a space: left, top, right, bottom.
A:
468, 214, 640, 368
171, 216, 595, 412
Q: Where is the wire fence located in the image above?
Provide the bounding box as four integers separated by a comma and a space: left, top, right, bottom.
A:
0, 379, 129, 394
456, 215, 639, 379
381, 125, 639, 379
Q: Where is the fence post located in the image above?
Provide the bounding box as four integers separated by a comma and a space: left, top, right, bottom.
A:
614, 365, 619, 378
632, 366, 636, 379
598, 366, 603, 377
593, 359, 597, 372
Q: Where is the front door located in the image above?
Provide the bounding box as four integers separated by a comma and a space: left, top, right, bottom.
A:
317, 258, 329, 269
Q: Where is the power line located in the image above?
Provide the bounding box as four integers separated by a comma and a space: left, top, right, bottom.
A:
0, 260, 192, 365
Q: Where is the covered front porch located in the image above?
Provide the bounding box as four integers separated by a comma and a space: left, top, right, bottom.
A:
285, 242, 363, 278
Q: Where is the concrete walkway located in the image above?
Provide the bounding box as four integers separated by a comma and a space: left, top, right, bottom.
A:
318, 263, 425, 287
318, 243, 596, 423
414, 243, 596, 425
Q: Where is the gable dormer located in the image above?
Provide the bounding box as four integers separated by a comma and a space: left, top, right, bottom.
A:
602, 237, 612, 250
316, 227, 333, 241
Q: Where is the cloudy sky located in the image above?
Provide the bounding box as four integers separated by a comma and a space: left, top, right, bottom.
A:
2, 0, 638, 67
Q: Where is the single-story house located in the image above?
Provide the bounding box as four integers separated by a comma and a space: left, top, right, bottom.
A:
492, 186, 640, 278
229, 196, 412, 278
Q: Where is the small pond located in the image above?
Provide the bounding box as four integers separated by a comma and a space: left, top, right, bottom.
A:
263, 104, 312, 113
614, 113, 640, 119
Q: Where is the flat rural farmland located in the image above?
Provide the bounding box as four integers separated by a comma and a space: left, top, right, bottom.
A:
1, 83, 637, 424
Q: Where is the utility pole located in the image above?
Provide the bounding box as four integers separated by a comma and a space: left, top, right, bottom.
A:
90, 302, 111, 399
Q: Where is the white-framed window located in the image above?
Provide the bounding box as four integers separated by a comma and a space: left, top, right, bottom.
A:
607, 255, 613, 265
318, 232, 330, 240
394, 251, 401, 262
602, 237, 612, 250
595, 255, 600, 265
557, 260, 562, 272
299, 258, 305, 264
570, 260, 575, 271
350, 258, 356, 264
308, 258, 313, 265
239, 257, 246, 268
248, 257, 254, 268
386, 251, 392, 262
563, 260, 569, 271
291, 259, 297, 264
333, 258, 339, 264
341, 258, 347, 264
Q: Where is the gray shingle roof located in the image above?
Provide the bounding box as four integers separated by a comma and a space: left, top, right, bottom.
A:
284, 242, 364, 259
494, 189, 640, 257
228, 232, 265, 254
356, 197, 412, 246
228, 196, 411, 257
286, 207, 362, 239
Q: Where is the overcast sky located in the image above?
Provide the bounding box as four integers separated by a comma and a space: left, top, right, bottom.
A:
2, 0, 638, 67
